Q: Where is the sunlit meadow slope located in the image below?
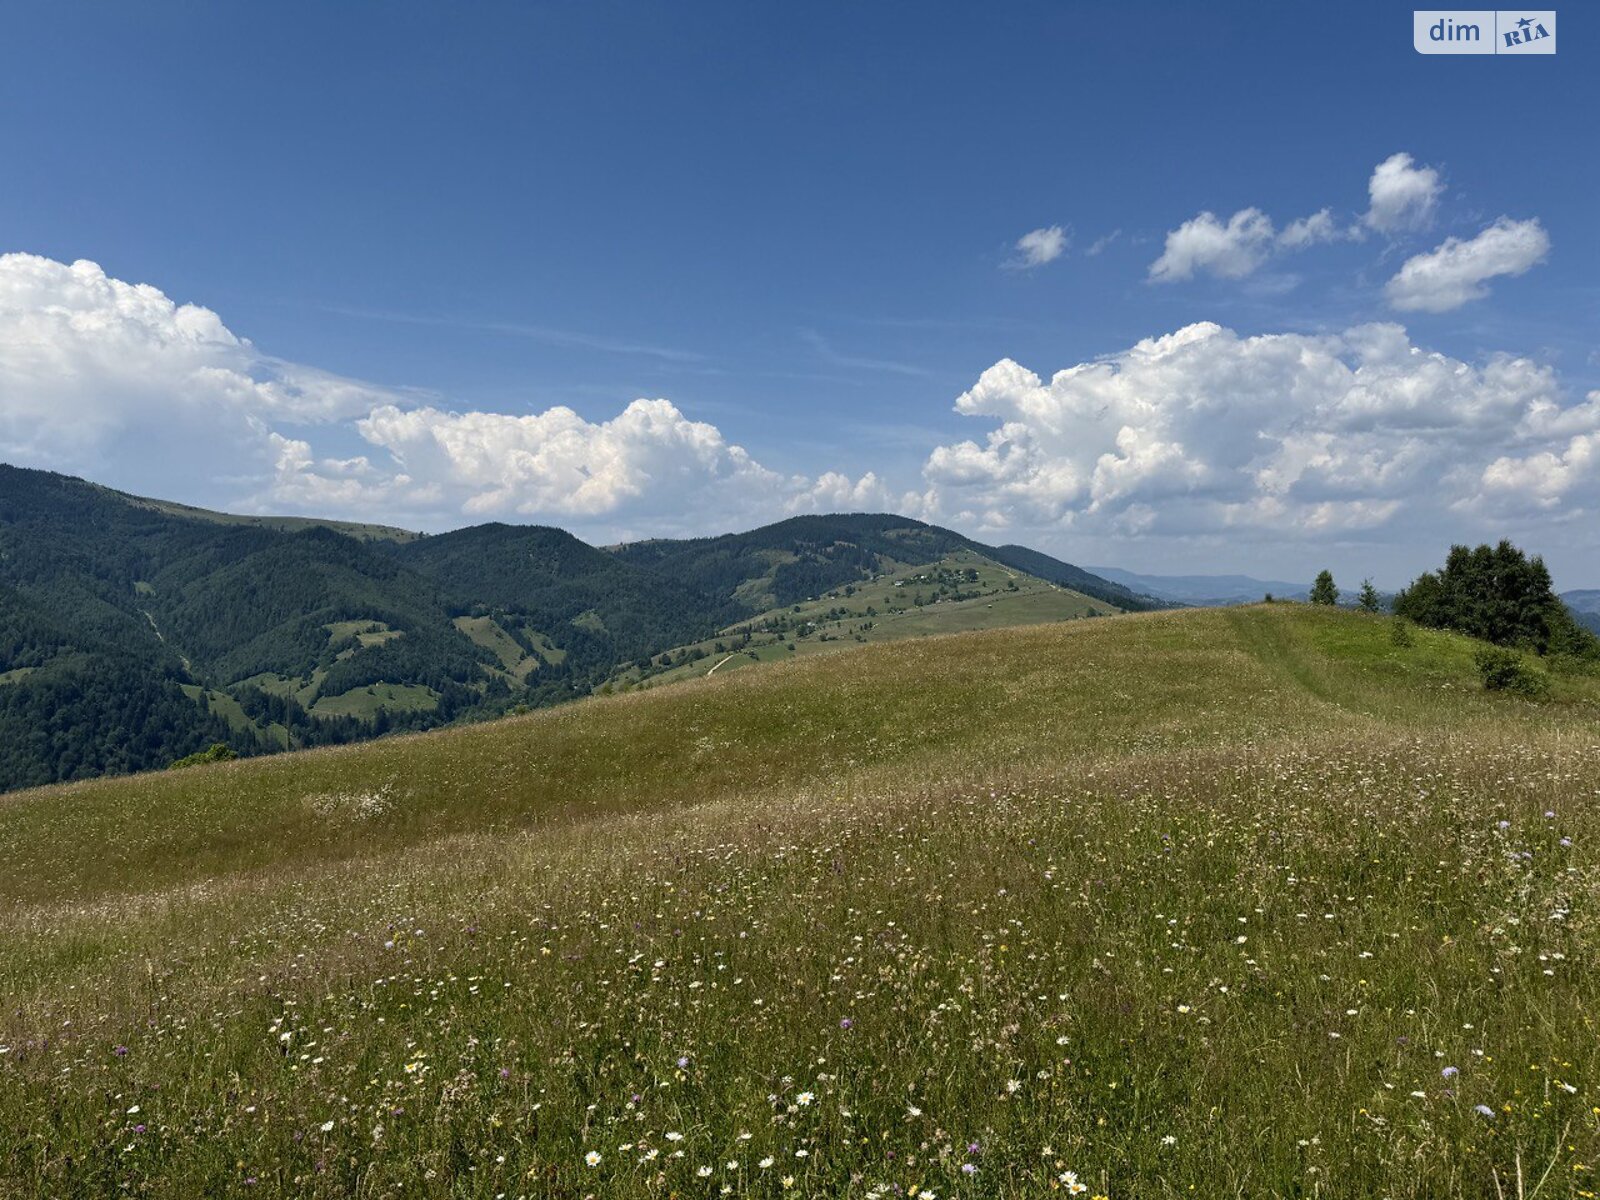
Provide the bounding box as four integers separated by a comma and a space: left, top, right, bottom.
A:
3, 606, 1599, 1198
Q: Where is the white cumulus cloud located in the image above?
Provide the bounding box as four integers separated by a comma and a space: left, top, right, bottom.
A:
1148, 153, 1458, 286
1278, 208, 1340, 249
1477, 429, 1600, 513
340, 399, 782, 519
1364, 152, 1443, 233
783, 470, 907, 515
1149, 206, 1342, 282
1384, 217, 1550, 312
918, 321, 1598, 540
0, 253, 400, 478
1008, 225, 1069, 269
271, 398, 893, 533
1149, 209, 1277, 282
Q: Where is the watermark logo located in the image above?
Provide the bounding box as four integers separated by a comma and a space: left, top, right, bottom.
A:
1414, 10, 1556, 54
1500, 12, 1553, 48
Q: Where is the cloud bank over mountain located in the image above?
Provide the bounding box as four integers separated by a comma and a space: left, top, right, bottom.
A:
1, 134, 1591, 585
0, 253, 892, 535
3, 251, 1596, 562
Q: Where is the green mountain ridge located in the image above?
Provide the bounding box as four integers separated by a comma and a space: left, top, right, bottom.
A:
1563, 591, 1600, 635
116, 489, 425, 544
0, 463, 1148, 791
611, 513, 1161, 614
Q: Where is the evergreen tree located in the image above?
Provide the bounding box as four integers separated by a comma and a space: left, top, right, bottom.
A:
1357, 579, 1381, 614
1309, 570, 1339, 606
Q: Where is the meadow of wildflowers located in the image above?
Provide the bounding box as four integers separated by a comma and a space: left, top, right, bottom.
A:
2, 605, 1598, 1197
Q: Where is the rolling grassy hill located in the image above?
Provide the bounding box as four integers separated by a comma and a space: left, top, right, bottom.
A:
606, 547, 1116, 690
3, 604, 1599, 1197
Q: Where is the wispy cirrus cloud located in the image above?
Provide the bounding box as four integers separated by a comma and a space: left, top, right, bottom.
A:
1084, 229, 1122, 256
798, 328, 938, 378
323, 303, 708, 363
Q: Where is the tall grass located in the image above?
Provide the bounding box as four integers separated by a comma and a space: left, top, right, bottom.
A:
2, 606, 1598, 1197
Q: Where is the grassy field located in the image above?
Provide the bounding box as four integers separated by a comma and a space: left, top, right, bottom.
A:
179, 684, 291, 749
454, 616, 559, 682
2, 605, 1599, 1197
324, 621, 406, 653
609, 549, 1107, 690
309, 682, 441, 720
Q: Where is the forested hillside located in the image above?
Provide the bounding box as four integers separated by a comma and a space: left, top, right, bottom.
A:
611, 513, 1160, 613
393, 523, 735, 679
0, 465, 1149, 790
0, 583, 239, 788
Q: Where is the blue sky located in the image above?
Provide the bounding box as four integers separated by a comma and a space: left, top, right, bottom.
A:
1, 2, 1595, 587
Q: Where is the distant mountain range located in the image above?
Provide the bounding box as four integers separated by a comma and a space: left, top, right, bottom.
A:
1086, 567, 1311, 606
1563, 591, 1600, 635
0, 463, 1157, 791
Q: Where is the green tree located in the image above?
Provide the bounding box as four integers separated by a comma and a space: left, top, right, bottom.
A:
1309, 570, 1339, 606
1394, 540, 1599, 658
1357, 579, 1381, 614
